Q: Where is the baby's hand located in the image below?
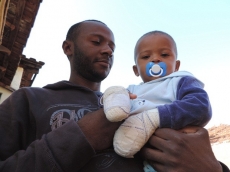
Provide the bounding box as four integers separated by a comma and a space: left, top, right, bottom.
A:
103, 86, 131, 122
178, 126, 199, 134
129, 93, 137, 99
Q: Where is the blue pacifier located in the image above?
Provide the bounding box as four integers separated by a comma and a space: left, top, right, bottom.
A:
146, 62, 167, 77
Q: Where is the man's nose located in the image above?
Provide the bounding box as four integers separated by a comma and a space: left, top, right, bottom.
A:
101, 44, 113, 57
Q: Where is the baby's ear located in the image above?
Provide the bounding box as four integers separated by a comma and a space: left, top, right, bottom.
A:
175, 60, 180, 71
133, 65, 139, 76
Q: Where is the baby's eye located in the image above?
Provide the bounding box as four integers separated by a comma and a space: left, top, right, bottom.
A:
161, 53, 169, 57
142, 56, 150, 59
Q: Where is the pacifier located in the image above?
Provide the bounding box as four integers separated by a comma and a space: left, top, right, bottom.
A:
146, 62, 167, 77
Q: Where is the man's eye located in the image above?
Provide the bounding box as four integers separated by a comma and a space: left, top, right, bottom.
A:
92, 41, 100, 45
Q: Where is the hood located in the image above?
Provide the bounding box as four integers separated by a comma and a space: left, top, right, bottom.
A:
140, 71, 203, 85
43, 81, 103, 96
43, 80, 89, 91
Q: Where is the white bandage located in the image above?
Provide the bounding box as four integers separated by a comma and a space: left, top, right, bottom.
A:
103, 86, 131, 122
113, 108, 160, 158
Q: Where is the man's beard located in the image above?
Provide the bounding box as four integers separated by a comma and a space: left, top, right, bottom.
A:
73, 45, 110, 82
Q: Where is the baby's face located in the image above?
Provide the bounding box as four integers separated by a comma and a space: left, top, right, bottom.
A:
133, 33, 180, 83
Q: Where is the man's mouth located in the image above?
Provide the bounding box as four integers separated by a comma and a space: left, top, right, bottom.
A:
95, 59, 111, 68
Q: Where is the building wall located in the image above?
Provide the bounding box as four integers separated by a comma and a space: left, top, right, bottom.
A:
0, 86, 11, 103
0, 67, 23, 103
10, 67, 23, 90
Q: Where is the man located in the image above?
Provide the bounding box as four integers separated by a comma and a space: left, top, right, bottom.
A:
0, 20, 228, 172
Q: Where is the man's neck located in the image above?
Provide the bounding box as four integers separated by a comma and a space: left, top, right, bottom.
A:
69, 74, 101, 91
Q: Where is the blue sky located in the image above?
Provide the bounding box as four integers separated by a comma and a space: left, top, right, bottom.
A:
23, 0, 230, 127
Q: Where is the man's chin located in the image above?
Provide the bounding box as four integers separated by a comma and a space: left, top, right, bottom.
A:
95, 70, 110, 80
89, 73, 109, 83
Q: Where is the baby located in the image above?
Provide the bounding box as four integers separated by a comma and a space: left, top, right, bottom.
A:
102, 31, 211, 170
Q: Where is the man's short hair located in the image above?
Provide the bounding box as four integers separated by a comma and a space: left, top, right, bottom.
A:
66, 20, 106, 42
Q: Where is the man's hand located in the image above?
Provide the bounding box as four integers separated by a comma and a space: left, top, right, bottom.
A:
78, 109, 122, 151
140, 126, 222, 172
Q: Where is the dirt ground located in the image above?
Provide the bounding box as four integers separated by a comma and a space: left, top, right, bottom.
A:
208, 124, 230, 168
208, 124, 230, 144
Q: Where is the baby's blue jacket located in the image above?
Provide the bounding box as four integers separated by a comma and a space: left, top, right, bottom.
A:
128, 71, 212, 129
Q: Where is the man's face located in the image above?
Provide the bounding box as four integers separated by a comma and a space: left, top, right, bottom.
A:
72, 21, 115, 82
133, 34, 180, 83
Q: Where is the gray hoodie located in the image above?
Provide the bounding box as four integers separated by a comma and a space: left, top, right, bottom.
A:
0, 81, 143, 172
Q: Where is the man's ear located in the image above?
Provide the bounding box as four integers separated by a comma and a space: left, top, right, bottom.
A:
62, 40, 74, 58
133, 65, 139, 76
175, 60, 180, 71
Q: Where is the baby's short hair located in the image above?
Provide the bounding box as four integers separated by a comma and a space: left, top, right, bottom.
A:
134, 31, 178, 62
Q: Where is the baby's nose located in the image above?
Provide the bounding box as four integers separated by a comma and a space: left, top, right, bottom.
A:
151, 56, 160, 62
